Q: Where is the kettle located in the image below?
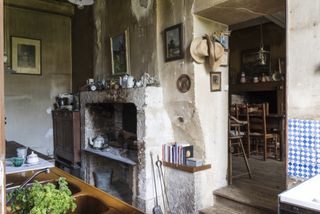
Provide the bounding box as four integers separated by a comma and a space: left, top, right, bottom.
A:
89, 135, 108, 149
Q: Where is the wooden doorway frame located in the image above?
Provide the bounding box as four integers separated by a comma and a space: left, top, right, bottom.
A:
0, 0, 5, 212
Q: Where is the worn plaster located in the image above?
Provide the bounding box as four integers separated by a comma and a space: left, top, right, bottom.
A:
90, 0, 230, 212
131, 0, 154, 22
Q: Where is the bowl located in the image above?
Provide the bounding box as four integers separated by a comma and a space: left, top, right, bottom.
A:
10, 157, 25, 167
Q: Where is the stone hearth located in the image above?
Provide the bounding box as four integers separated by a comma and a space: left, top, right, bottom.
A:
80, 87, 174, 211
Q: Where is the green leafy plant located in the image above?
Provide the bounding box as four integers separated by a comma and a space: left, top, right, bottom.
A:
8, 177, 77, 214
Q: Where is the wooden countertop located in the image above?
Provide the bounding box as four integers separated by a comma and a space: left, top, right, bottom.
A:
6, 167, 143, 214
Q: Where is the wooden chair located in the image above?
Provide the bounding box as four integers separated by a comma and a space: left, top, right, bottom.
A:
228, 115, 252, 185
230, 104, 251, 156
246, 103, 279, 161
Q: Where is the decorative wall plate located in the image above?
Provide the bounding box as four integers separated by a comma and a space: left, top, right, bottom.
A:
176, 74, 191, 93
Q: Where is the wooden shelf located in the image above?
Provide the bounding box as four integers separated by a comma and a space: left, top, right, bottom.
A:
163, 161, 211, 173
230, 81, 284, 93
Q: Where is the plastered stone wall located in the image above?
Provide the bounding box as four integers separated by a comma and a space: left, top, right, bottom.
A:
157, 1, 229, 212
4, 4, 72, 155
93, 0, 157, 81
287, 0, 320, 120
287, 0, 320, 184
92, 0, 229, 212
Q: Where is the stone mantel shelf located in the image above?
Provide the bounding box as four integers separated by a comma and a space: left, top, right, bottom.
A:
163, 161, 211, 173
83, 148, 137, 166
80, 86, 162, 110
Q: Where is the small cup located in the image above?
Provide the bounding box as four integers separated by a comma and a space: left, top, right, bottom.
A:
10, 157, 25, 167
253, 77, 259, 83
16, 147, 27, 159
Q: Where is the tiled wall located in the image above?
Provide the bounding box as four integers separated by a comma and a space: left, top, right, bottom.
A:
288, 119, 320, 179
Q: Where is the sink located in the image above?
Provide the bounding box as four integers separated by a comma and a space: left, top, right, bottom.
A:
71, 195, 109, 214
50, 180, 81, 195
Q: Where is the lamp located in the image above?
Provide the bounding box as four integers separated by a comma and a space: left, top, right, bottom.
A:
256, 24, 269, 66
68, 0, 94, 9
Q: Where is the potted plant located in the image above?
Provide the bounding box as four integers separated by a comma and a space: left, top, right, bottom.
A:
7, 177, 76, 214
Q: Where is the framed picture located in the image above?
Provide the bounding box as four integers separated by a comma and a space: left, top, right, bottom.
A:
110, 30, 130, 75
176, 74, 191, 93
210, 72, 221, 92
164, 23, 183, 62
11, 36, 41, 75
220, 49, 229, 67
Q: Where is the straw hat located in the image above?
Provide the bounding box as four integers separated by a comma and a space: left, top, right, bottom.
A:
204, 34, 224, 70
190, 37, 209, 64
190, 35, 225, 69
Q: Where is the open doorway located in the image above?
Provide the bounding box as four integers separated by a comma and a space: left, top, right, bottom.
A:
224, 14, 287, 213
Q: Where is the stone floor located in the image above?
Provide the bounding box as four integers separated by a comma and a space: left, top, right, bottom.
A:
200, 156, 286, 214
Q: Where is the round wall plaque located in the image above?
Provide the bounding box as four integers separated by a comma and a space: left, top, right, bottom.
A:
176, 74, 191, 93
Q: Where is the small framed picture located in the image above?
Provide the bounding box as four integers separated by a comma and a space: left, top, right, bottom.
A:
110, 29, 130, 75
11, 36, 41, 75
164, 23, 183, 62
221, 49, 229, 67
210, 72, 221, 92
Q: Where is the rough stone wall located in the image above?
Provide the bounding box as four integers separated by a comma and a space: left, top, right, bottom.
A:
80, 87, 174, 212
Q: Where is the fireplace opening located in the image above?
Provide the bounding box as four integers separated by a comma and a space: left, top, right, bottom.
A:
84, 102, 138, 203
86, 103, 138, 153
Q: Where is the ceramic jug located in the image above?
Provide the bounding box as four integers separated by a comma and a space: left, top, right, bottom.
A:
127, 75, 135, 88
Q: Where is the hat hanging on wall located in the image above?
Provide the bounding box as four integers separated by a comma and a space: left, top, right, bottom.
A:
190, 37, 209, 64
205, 34, 224, 70
190, 35, 224, 70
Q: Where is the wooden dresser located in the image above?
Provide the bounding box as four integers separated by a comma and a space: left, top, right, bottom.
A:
52, 110, 81, 172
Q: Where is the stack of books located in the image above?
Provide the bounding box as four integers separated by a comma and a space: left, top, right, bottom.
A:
162, 142, 193, 165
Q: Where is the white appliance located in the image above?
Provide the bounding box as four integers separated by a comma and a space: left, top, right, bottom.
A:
279, 174, 320, 213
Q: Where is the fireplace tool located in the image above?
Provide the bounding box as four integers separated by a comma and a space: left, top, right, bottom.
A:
156, 155, 170, 214
150, 152, 163, 214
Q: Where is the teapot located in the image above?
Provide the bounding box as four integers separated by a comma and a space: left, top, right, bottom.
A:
89, 135, 108, 149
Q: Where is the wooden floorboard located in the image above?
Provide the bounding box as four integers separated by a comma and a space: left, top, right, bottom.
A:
200, 204, 245, 214
212, 156, 286, 213
232, 155, 286, 190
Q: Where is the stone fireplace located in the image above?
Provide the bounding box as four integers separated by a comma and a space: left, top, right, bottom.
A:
80, 87, 174, 211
